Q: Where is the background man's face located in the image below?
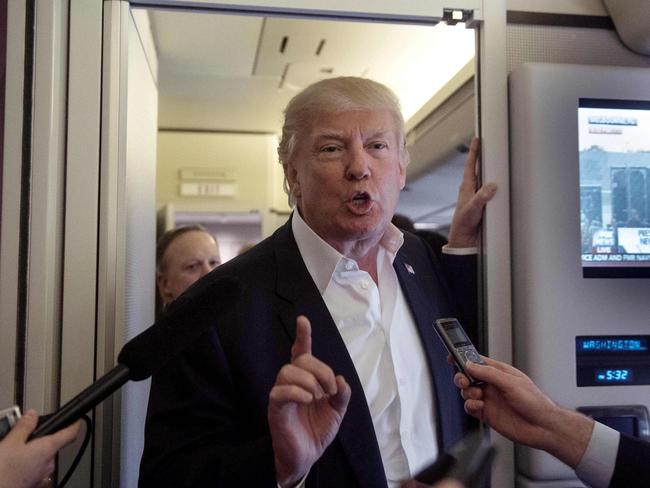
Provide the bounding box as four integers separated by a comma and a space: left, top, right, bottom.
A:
288, 108, 405, 250
157, 231, 221, 305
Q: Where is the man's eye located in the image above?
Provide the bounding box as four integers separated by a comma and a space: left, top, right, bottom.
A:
184, 263, 198, 271
369, 142, 387, 150
209, 259, 221, 268
320, 145, 339, 153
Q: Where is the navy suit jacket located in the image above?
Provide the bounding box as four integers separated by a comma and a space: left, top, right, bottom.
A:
139, 219, 478, 487
609, 434, 650, 487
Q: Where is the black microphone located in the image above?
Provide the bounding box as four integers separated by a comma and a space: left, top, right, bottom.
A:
30, 276, 240, 439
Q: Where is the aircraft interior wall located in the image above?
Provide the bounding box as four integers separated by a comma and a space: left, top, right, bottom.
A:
506, 12, 650, 488
118, 11, 159, 488
4, 1, 650, 488
156, 130, 289, 238
152, 10, 476, 243
0, 0, 26, 410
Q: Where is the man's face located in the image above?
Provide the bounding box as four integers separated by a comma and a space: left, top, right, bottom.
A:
157, 231, 221, 306
287, 108, 406, 251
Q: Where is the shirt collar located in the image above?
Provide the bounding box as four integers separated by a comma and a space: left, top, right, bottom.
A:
291, 210, 404, 295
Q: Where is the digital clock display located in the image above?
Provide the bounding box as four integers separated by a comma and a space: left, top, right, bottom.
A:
577, 335, 650, 386
595, 369, 633, 383
578, 338, 647, 352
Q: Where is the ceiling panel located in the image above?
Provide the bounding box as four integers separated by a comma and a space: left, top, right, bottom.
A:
254, 17, 379, 78
149, 9, 263, 77
158, 75, 291, 131
149, 9, 474, 136
146, 8, 476, 227
281, 62, 367, 90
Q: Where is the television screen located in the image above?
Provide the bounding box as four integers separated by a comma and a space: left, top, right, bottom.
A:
579, 98, 650, 278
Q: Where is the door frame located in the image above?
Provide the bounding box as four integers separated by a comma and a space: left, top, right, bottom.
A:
66, 0, 512, 485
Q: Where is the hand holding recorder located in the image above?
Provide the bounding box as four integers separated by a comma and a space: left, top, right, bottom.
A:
454, 356, 594, 469
0, 409, 80, 488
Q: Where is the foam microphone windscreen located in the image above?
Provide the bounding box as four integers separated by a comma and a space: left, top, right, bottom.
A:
118, 276, 241, 381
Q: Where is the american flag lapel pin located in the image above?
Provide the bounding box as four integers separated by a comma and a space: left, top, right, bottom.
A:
404, 263, 415, 275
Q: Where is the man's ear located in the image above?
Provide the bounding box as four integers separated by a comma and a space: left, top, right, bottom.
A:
399, 143, 409, 190
285, 161, 301, 199
398, 162, 406, 190
157, 273, 173, 306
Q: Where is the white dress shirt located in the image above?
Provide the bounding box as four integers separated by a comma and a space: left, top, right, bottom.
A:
291, 211, 439, 487
575, 421, 620, 488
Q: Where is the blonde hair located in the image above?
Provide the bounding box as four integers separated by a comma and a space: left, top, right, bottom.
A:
277, 77, 410, 206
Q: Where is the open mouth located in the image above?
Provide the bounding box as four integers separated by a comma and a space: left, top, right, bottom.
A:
347, 191, 375, 214
351, 192, 371, 205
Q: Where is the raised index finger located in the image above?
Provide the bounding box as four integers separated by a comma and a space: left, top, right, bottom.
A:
291, 315, 312, 361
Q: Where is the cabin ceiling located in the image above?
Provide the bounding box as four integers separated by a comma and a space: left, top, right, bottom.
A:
146, 9, 475, 134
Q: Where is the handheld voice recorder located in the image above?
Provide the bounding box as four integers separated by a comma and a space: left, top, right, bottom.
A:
434, 318, 485, 386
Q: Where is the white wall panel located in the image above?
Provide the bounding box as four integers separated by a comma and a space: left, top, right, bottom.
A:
119, 12, 158, 488
97, 2, 130, 486
506, 13, 650, 488
510, 62, 650, 484
59, 1, 103, 485
478, 1, 514, 486
24, 0, 68, 414
507, 24, 650, 73
0, 0, 26, 409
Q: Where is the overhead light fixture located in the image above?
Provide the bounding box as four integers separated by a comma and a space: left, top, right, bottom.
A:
442, 8, 474, 26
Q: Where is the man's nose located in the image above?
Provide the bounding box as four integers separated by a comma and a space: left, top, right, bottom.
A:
345, 145, 370, 180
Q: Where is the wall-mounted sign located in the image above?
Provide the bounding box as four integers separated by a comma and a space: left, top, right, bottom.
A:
179, 182, 237, 197
179, 168, 235, 181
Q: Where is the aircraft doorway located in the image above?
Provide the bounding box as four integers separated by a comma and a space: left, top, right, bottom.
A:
149, 8, 477, 255
64, 2, 488, 487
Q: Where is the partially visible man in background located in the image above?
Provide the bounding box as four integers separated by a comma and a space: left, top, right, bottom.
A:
156, 225, 221, 307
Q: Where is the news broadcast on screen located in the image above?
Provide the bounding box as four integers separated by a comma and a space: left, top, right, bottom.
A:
579, 98, 650, 278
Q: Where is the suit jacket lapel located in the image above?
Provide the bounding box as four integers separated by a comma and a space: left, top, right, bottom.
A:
274, 220, 388, 488
393, 248, 460, 450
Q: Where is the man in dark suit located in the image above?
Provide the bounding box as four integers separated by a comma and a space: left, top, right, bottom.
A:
139, 76, 496, 488
455, 357, 650, 488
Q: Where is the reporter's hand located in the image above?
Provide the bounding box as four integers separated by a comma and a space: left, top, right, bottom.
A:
0, 409, 80, 488
455, 357, 593, 468
268, 316, 351, 487
433, 481, 464, 488
447, 137, 497, 249
455, 357, 557, 447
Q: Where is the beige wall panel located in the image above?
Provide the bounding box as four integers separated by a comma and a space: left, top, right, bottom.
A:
157, 131, 273, 212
